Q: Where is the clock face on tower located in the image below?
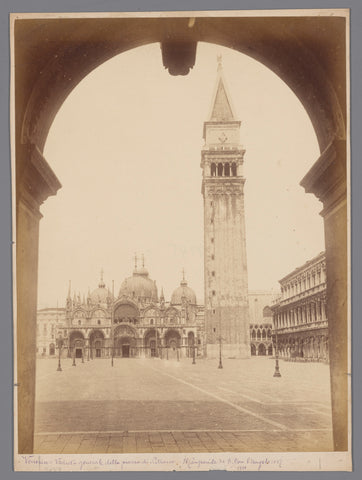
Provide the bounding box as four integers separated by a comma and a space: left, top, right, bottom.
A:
218, 132, 228, 143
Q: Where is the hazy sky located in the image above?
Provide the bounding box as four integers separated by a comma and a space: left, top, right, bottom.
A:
38, 42, 324, 308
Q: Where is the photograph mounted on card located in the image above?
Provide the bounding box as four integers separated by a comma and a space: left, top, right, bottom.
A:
10, 9, 351, 472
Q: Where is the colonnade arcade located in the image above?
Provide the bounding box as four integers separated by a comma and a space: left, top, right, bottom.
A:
249, 324, 273, 356
277, 332, 329, 362
210, 161, 238, 177
272, 293, 329, 362
61, 325, 197, 359
274, 295, 327, 329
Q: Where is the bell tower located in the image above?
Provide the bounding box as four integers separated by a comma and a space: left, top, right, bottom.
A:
201, 56, 250, 358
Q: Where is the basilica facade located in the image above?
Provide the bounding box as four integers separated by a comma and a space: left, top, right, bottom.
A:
54, 260, 205, 360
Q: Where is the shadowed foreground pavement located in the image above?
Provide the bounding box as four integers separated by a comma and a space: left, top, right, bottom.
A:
34, 357, 333, 453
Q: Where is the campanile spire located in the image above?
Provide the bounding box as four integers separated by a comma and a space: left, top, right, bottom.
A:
208, 56, 236, 123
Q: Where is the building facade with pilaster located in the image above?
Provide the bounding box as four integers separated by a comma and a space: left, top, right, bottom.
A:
36, 308, 66, 357
271, 252, 329, 362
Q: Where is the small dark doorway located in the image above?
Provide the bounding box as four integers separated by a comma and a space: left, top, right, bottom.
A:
75, 348, 82, 358
150, 340, 156, 357
122, 345, 130, 357
96, 348, 101, 358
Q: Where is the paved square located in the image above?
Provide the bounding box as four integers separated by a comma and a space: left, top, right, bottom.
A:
34, 356, 333, 453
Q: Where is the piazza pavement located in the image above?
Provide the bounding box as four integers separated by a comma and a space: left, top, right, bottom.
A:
34, 356, 333, 453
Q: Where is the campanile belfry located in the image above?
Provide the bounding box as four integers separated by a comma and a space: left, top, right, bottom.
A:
201, 57, 250, 358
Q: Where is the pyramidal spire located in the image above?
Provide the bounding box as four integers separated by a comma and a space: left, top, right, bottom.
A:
99, 268, 105, 288
133, 253, 138, 273
181, 268, 187, 286
208, 55, 236, 122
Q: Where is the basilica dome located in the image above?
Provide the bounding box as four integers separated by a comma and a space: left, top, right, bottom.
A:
89, 274, 113, 304
118, 265, 158, 302
171, 275, 197, 305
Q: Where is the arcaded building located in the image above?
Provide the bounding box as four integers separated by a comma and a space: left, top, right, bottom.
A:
54, 261, 204, 360
248, 291, 279, 357
271, 252, 329, 362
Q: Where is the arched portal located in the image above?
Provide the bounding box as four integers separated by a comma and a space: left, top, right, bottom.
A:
164, 329, 181, 360
258, 343, 266, 356
14, 16, 348, 453
89, 329, 105, 358
69, 330, 85, 358
113, 324, 137, 358
144, 328, 160, 357
114, 303, 139, 325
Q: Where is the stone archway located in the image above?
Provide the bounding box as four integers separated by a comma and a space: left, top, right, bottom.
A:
88, 329, 105, 358
144, 328, 160, 357
114, 302, 139, 325
164, 329, 181, 360
258, 343, 266, 356
14, 14, 348, 453
69, 330, 85, 359
113, 324, 137, 357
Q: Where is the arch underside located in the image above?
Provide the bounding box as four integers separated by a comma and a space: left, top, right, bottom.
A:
16, 16, 346, 160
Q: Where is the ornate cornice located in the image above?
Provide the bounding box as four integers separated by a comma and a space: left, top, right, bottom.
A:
275, 322, 328, 335
300, 138, 347, 218
17, 142, 62, 214
203, 178, 245, 196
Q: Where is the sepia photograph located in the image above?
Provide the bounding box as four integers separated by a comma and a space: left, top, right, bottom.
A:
11, 9, 351, 472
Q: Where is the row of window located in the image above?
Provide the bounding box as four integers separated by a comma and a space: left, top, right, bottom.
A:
250, 329, 272, 340
274, 301, 326, 328
281, 269, 324, 299
73, 318, 116, 326
210, 162, 237, 177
